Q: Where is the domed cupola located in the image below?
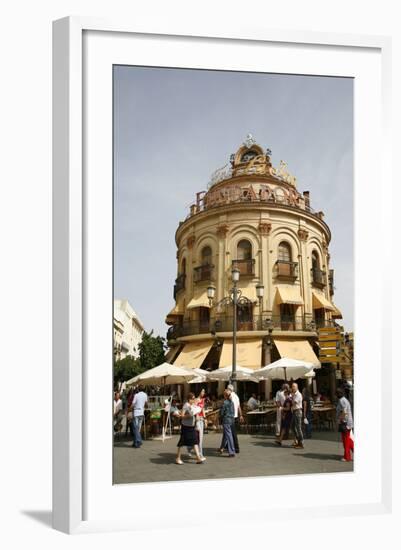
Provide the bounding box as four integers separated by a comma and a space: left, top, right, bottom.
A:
230, 133, 272, 175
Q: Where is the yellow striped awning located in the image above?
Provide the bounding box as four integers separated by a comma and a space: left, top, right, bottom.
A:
165, 345, 182, 364
331, 304, 343, 319
187, 288, 211, 310
219, 339, 263, 370
312, 291, 335, 311
274, 338, 320, 366
174, 341, 213, 369
275, 285, 304, 306
165, 300, 185, 325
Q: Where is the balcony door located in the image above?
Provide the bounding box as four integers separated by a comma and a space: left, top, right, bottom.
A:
234, 239, 254, 276
199, 307, 210, 333
237, 302, 253, 331
280, 303, 295, 330
314, 307, 325, 328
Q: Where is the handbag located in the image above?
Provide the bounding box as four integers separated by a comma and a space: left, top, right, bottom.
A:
338, 420, 348, 433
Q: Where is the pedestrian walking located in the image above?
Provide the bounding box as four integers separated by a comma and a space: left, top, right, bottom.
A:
226, 383, 244, 453
131, 385, 148, 448
185, 388, 207, 458
113, 391, 123, 432
274, 389, 292, 446
302, 387, 313, 439
336, 388, 354, 462
195, 388, 207, 458
175, 393, 205, 465
291, 382, 304, 449
275, 383, 289, 437
218, 389, 236, 457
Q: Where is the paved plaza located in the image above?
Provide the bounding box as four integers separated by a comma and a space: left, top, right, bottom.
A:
114, 431, 353, 484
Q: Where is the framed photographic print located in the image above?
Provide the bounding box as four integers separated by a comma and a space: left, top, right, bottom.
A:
53, 17, 392, 534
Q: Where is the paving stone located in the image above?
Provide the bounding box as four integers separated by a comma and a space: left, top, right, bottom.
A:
114, 431, 353, 484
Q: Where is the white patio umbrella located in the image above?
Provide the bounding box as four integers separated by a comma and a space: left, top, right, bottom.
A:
125, 363, 206, 441
253, 357, 316, 381
125, 362, 198, 386
206, 365, 259, 383
188, 368, 209, 384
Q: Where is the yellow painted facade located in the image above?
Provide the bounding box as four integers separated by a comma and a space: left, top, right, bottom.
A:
166, 136, 343, 386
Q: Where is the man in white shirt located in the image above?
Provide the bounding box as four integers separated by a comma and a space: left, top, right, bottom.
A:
291, 382, 304, 449
131, 385, 148, 448
275, 383, 289, 436
227, 384, 244, 453
247, 393, 259, 411
114, 391, 123, 432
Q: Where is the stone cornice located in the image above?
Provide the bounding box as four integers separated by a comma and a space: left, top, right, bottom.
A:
175, 201, 331, 246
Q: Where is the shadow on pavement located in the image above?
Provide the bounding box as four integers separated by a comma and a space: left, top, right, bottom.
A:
251, 440, 285, 448
149, 452, 177, 465
294, 452, 343, 461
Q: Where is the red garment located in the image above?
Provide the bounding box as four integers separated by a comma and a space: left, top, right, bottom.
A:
197, 397, 205, 417
341, 429, 354, 461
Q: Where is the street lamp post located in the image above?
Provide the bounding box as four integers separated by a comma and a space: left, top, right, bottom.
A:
256, 284, 264, 329
231, 267, 240, 391
208, 267, 256, 394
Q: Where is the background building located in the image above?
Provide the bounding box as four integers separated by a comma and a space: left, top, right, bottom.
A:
114, 299, 144, 360
165, 136, 346, 399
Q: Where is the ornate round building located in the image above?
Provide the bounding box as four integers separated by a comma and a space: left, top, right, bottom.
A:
165, 135, 342, 398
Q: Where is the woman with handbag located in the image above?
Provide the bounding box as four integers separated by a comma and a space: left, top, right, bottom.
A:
175, 392, 206, 465
336, 388, 354, 462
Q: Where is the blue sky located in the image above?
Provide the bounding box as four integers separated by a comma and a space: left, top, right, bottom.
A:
114, 66, 353, 338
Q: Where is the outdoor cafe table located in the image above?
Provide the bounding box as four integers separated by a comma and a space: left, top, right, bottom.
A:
246, 408, 276, 433
312, 405, 336, 431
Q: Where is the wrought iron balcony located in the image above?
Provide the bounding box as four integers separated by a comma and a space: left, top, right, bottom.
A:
275, 260, 298, 281
173, 273, 186, 299
166, 313, 336, 340
167, 320, 211, 339
232, 258, 255, 276
329, 269, 334, 295
311, 268, 326, 289
193, 264, 215, 283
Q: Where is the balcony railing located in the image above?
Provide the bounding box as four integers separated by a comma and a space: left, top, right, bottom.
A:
173, 274, 186, 299
232, 258, 255, 276
275, 260, 298, 281
167, 320, 211, 339
329, 269, 334, 295
311, 268, 326, 289
166, 314, 336, 339
193, 264, 215, 283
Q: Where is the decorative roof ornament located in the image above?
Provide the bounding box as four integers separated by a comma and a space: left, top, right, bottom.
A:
208, 163, 233, 188
243, 133, 256, 148
271, 159, 297, 187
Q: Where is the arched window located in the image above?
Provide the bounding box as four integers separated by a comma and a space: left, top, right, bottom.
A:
240, 150, 258, 163
194, 246, 213, 282
311, 250, 325, 287
277, 241, 296, 278
201, 246, 212, 265
278, 241, 292, 262
234, 239, 254, 276
237, 239, 252, 260
175, 258, 186, 297
311, 250, 320, 271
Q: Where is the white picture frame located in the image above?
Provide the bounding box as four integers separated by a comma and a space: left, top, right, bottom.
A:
52, 16, 392, 534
